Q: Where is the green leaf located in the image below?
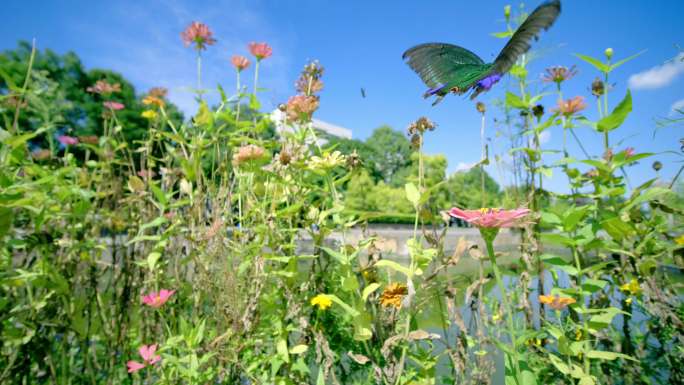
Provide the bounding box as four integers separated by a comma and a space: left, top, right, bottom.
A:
491, 31, 513, 38
289, 344, 308, 355
362, 283, 380, 302
586, 350, 637, 361
600, 216, 635, 241
320, 246, 349, 265
622, 187, 670, 212
506, 91, 529, 110
574, 53, 610, 73
609, 50, 646, 71
404, 182, 420, 207
276, 338, 290, 363
374, 259, 412, 278
597, 90, 632, 132
327, 294, 360, 317
542, 254, 578, 276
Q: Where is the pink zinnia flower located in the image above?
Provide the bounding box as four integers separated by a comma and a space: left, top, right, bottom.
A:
137, 169, 156, 179
181, 21, 216, 51
231, 55, 250, 71
554, 96, 586, 117
57, 135, 79, 146
103, 101, 125, 111
448, 207, 531, 228
127, 344, 161, 373
624, 147, 635, 158
248, 42, 272, 60
542, 65, 578, 84
141, 289, 175, 308
87, 80, 121, 95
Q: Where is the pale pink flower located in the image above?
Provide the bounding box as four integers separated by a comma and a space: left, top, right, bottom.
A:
448, 207, 531, 228
57, 135, 79, 146
554, 96, 586, 117
248, 42, 272, 60
137, 169, 156, 179
103, 101, 125, 111
127, 344, 161, 373
542, 65, 578, 84
87, 80, 121, 95
181, 21, 216, 50
141, 289, 175, 308
231, 55, 250, 71
624, 147, 635, 158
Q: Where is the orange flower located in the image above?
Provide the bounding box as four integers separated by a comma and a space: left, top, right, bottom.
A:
285, 95, 319, 123
539, 294, 576, 310
380, 283, 408, 309
231, 55, 250, 71
142, 95, 165, 108
248, 42, 272, 60
554, 96, 586, 117
232, 144, 266, 166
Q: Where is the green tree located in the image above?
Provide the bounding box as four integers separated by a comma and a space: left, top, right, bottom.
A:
446, 167, 502, 209
364, 125, 412, 184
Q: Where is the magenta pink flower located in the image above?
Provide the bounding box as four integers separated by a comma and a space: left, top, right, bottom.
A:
181, 21, 216, 50
624, 147, 635, 158
57, 135, 79, 146
448, 207, 531, 228
127, 344, 161, 373
248, 42, 272, 60
231, 55, 250, 71
103, 101, 125, 110
141, 289, 175, 308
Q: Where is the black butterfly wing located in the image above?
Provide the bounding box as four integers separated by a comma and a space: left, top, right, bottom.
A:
491, 0, 561, 75
402, 43, 486, 89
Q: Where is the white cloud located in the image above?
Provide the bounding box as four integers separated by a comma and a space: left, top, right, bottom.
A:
628, 53, 684, 90
671, 99, 684, 116
454, 162, 476, 172
72, 0, 294, 116
539, 130, 551, 145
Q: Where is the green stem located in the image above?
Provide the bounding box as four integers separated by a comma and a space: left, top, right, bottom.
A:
197, 50, 202, 98
485, 233, 520, 383
572, 246, 590, 374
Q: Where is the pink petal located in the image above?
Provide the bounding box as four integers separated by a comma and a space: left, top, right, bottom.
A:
139, 344, 158, 362
127, 360, 145, 373
147, 355, 161, 365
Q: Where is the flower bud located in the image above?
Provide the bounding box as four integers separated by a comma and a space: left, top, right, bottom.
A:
504, 5, 511, 19
591, 78, 605, 97
532, 104, 544, 119
652, 161, 662, 172
476, 101, 486, 114
605, 48, 613, 60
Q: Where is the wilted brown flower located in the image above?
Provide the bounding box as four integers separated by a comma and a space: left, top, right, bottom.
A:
31, 149, 51, 160
2, 94, 27, 109
181, 21, 217, 51
542, 65, 578, 84
346, 150, 362, 169
278, 148, 292, 165
476, 101, 486, 114
410, 133, 422, 149
232, 144, 266, 166
407, 116, 437, 135
380, 283, 408, 309
78, 135, 99, 145
591, 77, 605, 97
285, 95, 319, 123
148, 87, 168, 98
296, 77, 324, 95
554, 96, 586, 117
87, 80, 121, 95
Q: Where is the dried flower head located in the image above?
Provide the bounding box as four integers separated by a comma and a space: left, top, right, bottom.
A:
232, 144, 266, 166
87, 80, 121, 95
285, 95, 319, 123
78, 135, 99, 145
380, 283, 408, 309
148, 87, 168, 98
542, 65, 578, 84
554, 96, 586, 117
231, 55, 250, 71
248, 42, 272, 60
346, 149, 362, 169
539, 294, 576, 310
476, 101, 486, 114
409, 133, 422, 149
652, 161, 662, 171
181, 22, 216, 50
591, 77, 605, 97
296, 77, 324, 95
532, 104, 544, 119
407, 116, 437, 135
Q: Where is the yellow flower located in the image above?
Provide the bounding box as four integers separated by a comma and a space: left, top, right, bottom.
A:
619, 279, 641, 296
310, 294, 332, 310
141, 110, 158, 120
379, 283, 408, 309
307, 151, 346, 171
675, 234, 684, 245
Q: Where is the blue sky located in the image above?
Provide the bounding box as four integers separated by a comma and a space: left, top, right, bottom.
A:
2, 0, 683, 192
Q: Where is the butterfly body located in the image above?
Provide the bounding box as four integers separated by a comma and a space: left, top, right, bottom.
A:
403, 0, 561, 105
